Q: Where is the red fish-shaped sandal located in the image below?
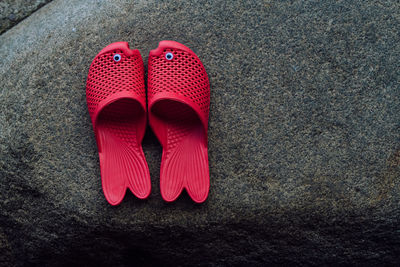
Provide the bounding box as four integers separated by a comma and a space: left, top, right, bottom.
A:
86, 42, 151, 205
148, 41, 210, 203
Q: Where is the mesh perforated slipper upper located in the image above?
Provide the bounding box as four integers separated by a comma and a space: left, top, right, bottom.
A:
87, 42, 146, 120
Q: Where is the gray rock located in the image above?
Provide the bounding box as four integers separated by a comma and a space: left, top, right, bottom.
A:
0, 0, 53, 35
0, 0, 399, 265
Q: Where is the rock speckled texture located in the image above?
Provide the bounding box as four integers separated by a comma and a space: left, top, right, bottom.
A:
0, 0, 399, 265
0, 0, 52, 35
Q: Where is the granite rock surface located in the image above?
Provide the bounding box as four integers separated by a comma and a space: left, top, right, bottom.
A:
0, 0, 52, 35
0, 0, 399, 265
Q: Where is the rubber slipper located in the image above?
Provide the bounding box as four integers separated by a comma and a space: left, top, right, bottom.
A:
86, 42, 151, 205
148, 41, 210, 203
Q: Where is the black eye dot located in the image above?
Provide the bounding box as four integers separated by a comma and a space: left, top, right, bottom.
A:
113, 54, 121, 62
165, 52, 173, 60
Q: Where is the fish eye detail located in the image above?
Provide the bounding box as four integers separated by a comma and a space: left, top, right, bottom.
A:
165, 52, 173, 60
113, 54, 121, 62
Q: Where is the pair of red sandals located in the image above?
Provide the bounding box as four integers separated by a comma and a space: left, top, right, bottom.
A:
86, 41, 210, 205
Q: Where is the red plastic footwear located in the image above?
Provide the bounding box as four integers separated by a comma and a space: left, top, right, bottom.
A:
148, 41, 210, 203
86, 42, 151, 205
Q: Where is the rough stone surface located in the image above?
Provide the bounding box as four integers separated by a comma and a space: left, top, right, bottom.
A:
0, 0, 52, 35
0, 0, 400, 265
